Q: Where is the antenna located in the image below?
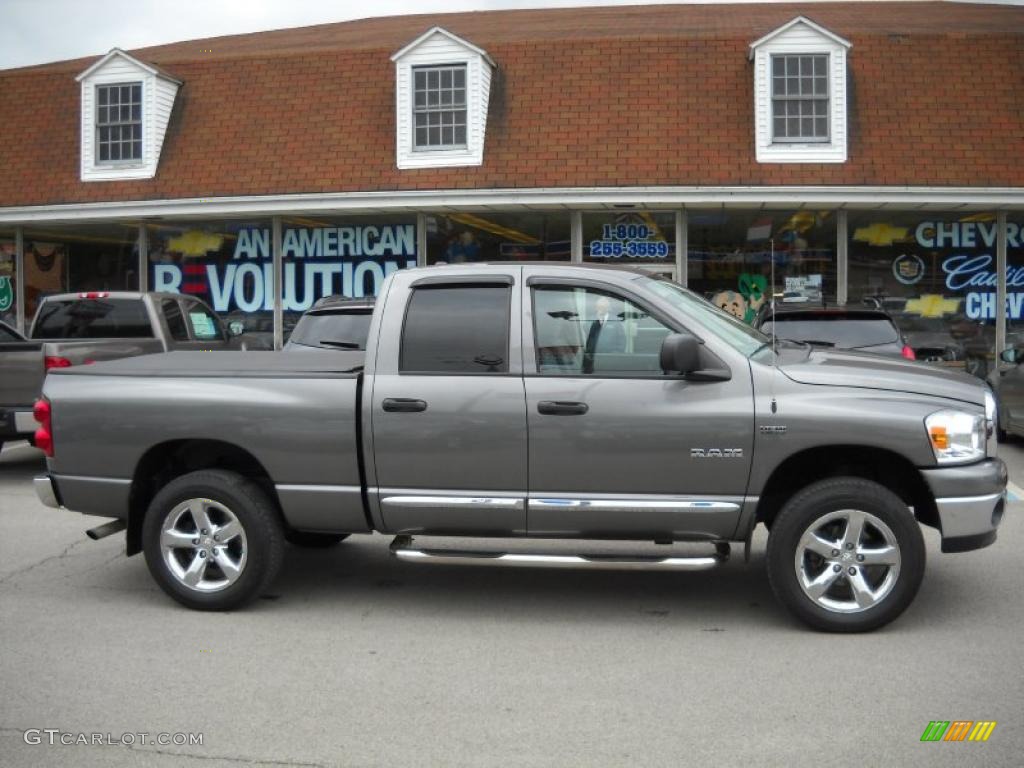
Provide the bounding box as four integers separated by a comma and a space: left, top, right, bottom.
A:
769, 237, 778, 414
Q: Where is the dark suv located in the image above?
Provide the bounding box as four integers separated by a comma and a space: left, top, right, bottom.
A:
756, 305, 915, 360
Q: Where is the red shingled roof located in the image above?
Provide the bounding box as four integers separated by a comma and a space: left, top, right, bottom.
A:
0, 2, 1022, 208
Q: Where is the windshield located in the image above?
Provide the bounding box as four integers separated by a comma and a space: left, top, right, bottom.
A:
287, 310, 373, 350
639, 276, 768, 356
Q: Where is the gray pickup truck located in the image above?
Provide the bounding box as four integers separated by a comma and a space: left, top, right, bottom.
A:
1, 291, 244, 449
33, 264, 1006, 631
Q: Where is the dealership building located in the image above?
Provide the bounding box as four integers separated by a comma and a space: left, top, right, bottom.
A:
0, 1, 1021, 367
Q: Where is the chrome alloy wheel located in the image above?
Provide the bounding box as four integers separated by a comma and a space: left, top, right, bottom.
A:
794, 509, 901, 614
160, 498, 248, 593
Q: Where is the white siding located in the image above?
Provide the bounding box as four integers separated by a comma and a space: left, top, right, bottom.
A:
78, 52, 179, 182
753, 20, 849, 164
393, 29, 493, 169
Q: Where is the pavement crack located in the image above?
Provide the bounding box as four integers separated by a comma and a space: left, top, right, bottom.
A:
0, 538, 90, 586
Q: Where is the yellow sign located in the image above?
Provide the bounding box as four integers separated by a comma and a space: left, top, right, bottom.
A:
853, 222, 910, 247
168, 230, 225, 257
904, 294, 960, 318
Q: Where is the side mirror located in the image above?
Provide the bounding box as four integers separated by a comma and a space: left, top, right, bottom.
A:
1000, 348, 1019, 364
660, 333, 701, 374
228, 321, 244, 337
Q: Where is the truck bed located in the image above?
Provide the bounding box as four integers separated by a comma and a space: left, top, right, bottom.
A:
45, 350, 368, 534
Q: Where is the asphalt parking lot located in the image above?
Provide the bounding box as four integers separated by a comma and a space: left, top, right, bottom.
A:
1, 439, 1022, 767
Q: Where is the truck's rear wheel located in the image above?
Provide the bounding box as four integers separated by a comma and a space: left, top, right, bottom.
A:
766, 477, 925, 632
142, 470, 284, 611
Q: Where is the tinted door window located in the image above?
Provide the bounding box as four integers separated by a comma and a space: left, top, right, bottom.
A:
183, 301, 224, 341
400, 285, 510, 373
31, 298, 153, 339
161, 299, 189, 342
533, 285, 672, 375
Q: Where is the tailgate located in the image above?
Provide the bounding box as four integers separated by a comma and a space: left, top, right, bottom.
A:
0, 341, 45, 407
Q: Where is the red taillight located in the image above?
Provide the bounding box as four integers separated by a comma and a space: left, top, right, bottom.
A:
33, 398, 54, 457
902, 345, 916, 360
44, 356, 72, 370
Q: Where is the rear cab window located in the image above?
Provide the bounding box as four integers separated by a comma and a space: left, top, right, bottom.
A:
400, 285, 510, 373
290, 310, 374, 350
31, 297, 154, 339
183, 300, 225, 341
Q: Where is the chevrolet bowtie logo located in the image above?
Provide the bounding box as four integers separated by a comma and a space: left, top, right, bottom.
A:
904, 294, 961, 318
853, 222, 911, 247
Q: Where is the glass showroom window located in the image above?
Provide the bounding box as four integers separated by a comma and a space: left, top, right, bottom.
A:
425, 212, 570, 264
847, 212, 1024, 378
688, 210, 836, 324
0, 231, 16, 330
148, 219, 272, 348
413, 65, 467, 150
771, 54, 829, 143
96, 83, 143, 162
582, 212, 676, 272
279, 214, 418, 338
21, 222, 140, 324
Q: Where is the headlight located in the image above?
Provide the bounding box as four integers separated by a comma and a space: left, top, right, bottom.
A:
925, 409, 987, 464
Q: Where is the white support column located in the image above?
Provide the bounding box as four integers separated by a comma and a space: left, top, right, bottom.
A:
570, 211, 583, 263
996, 210, 1008, 363
137, 223, 148, 292
676, 209, 687, 287
836, 209, 848, 306
15, 226, 25, 334
272, 216, 283, 351
416, 213, 428, 267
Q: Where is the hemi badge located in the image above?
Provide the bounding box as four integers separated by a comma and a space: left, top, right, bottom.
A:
760, 425, 787, 435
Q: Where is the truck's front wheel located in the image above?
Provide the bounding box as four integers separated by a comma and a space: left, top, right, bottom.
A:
766, 477, 925, 632
142, 470, 284, 611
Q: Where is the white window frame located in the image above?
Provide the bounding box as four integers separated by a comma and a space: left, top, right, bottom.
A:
411, 63, 469, 152
94, 81, 144, 166
750, 17, 851, 164
392, 27, 495, 170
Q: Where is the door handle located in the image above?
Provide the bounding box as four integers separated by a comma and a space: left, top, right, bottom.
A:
537, 400, 589, 416
382, 398, 428, 413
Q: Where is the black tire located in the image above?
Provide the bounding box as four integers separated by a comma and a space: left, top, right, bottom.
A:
284, 531, 350, 548
143, 469, 284, 611
766, 477, 925, 633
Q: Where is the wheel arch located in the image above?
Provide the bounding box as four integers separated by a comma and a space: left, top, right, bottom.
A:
127, 439, 283, 556
754, 445, 939, 533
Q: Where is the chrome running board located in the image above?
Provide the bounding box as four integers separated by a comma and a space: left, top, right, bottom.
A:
389, 536, 728, 571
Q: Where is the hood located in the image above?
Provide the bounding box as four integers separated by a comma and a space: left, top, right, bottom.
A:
778, 347, 985, 406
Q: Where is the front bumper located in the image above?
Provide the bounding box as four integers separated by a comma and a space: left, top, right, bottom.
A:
920, 459, 1007, 553
34, 474, 61, 509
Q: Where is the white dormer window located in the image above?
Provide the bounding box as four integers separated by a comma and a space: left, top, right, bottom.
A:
392, 27, 495, 169
96, 83, 143, 162
76, 48, 181, 182
750, 17, 851, 163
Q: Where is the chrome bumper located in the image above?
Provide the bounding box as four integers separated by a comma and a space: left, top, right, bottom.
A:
34, 475, 60, 509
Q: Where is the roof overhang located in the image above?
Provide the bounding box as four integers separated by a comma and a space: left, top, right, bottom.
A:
2, 186, 1024, 225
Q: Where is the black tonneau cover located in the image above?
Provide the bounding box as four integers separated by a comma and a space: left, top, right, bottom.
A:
50, 351, 365, 378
